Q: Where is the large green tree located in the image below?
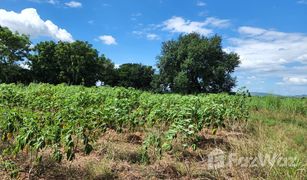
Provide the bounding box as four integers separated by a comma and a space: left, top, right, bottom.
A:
29, 41, 115, 86
157, 33, 240, 94
116, 63, 154, 90
30, 41, 58, 83
97, 56, 118, 86
0, 26, 31, 83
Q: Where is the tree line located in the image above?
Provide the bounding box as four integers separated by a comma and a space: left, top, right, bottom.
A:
0, 26, 240, 94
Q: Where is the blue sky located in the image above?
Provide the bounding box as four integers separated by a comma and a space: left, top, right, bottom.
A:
0, 0, 307, 95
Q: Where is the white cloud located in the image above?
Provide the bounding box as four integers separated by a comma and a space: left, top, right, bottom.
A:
0, 8, 74, 42
163, 16, 230, 35
297, 54, 307, 63
130, 13, 142, 21
132, 16, 229, 41
131, 13, 142, 17
132, 31, 160, 41
247, 76, 257, 80
65, 1, 82, 8
146, 33, 160, 40
297, 0, 307, 4
205, 17, 231, 28
227, 26, 307, 71
28, 0, 59, 4
229, 26, 307, 94
132, 31, 143, 36
196, 1, 206, 6
163, 16, 211, 35
99, 35, 117, 45
280, 77, 307, 85
47, 0, 58, 4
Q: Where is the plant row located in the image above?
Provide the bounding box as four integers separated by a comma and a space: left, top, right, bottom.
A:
0, 83, 249, 164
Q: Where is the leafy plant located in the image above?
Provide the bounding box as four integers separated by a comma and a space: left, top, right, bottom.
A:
0, 83, 249, 173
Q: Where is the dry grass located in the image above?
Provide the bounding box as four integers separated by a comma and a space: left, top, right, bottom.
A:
1, 110, 306, 179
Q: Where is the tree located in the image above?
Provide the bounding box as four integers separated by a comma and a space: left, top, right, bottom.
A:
150, 74, 166, 93
157, 33, 240, 94
97, 56, 118, 86
54, 41, 100, 86
29, 40, 115, 86
29, 41, 58, 83
116, 63, 154, 90
0, 26, 31, 83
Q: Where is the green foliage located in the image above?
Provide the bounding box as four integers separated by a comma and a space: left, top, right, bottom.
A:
29, 41, 114, 86
0, 83, 248, 165
0, 26, 31, 84
0, 26, 30, 64
157, 33, 240, 94
116, 63, 155, 90
0, 159, 20, 178
249, 96, 307, 116
141, 132, 163, 164
1, 27, 241, 94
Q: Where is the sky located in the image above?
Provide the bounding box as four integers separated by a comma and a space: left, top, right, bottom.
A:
0, 0, 307, 95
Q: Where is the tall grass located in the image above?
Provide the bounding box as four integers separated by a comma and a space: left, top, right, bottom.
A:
243, 96, 307, 179
249, 96, 307, 116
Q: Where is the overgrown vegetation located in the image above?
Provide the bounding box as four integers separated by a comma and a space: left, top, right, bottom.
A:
249, 96, 307, 116
0, 84, 306, 179
1, 26, 239, 94
1, 25, 306, 180
0, 83, 248, 178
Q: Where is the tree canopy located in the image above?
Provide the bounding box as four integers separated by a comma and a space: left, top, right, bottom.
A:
0, 26, 240, 93
29, 41, 114, 86
157, 33, 240, 94
0, 26, 31, 83
116, 63, 154, 90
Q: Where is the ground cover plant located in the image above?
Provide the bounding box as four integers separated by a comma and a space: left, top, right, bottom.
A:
0, 83, 306, 179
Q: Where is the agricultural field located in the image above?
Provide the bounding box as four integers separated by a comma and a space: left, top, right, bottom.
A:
0, 84, 306, 179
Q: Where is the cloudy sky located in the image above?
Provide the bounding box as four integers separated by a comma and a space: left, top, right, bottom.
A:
0, 0, 307, 95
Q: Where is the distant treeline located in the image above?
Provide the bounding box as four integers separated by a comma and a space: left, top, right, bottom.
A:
0, 26, 240, 94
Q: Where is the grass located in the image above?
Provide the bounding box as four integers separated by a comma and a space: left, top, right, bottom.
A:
0, 93, 306, 179
239, 108, 307, 179
249, 96, 307, 116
